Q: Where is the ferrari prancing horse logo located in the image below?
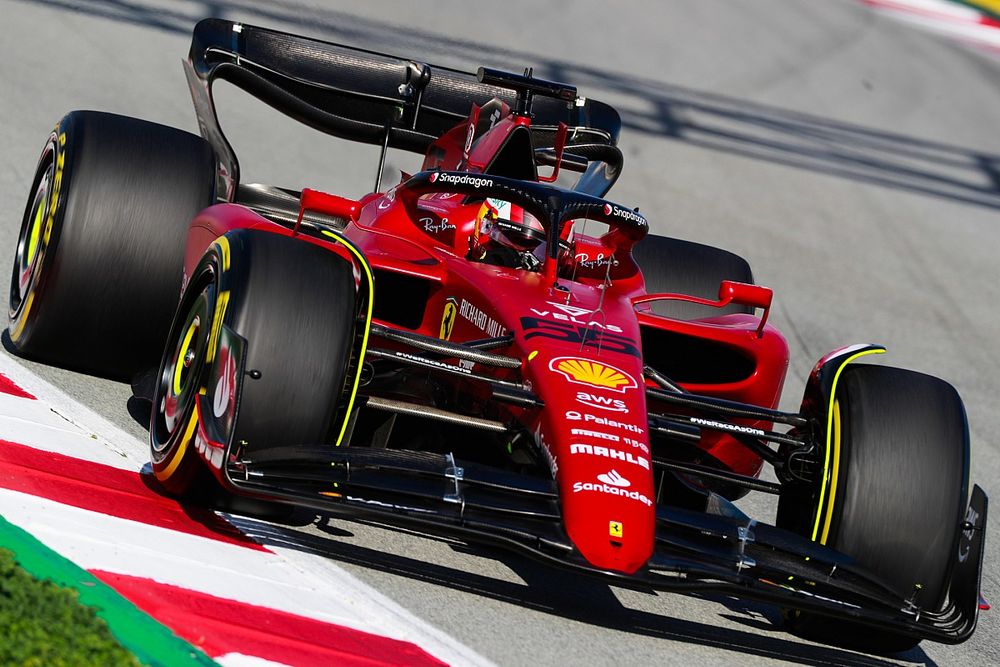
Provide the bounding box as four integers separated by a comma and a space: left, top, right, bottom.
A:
440, 298, 458, 340
609, 520, 623, 539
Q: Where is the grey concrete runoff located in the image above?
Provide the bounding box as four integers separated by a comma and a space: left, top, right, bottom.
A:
1, 1, 998, 665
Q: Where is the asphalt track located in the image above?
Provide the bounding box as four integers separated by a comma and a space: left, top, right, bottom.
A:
1, 1, 998, 665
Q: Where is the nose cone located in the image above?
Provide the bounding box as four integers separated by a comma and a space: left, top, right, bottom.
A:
562, 467, 655, 574
533, 354, 656, 574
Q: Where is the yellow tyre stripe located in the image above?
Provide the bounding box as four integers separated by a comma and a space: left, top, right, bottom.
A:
320, 230, 374, 447
155, 404, 200, 481
206, 290, 230, 363
27, 199, 43, 265
173, 317, 200, 396
819, 399, 842, 544
10, 293, 33, 342
214, 235, 231, 272
811, 348, 885, 543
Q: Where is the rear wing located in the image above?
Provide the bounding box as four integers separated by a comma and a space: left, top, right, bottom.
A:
184, 18, 622, 201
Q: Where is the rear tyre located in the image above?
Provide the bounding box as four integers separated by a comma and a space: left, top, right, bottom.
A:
631, 234, 753, 319
8, 111, 216, 380
150, 230, 359, 498
778, 364, 969, 653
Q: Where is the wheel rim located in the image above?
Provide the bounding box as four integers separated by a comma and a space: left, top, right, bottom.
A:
10, 155, 55, 317
152, 274, 215, 457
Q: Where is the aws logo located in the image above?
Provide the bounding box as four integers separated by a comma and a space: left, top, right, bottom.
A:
550, 357, 637, 393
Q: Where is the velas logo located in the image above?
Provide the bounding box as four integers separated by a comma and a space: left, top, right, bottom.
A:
550, 357, 637, 393
429, 172, 494, 189
546, 301, 592, 319
602, 203, 646, 226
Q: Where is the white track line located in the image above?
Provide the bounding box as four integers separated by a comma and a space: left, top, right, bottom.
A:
0, 351, 493, 667
865, 0, 1000, 48
0, 353, 149, 469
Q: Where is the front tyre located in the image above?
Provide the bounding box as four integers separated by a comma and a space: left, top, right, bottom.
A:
778, 364, 969, 653
150, 230, 359, 497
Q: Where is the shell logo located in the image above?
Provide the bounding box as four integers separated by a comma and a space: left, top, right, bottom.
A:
549, 357, 637, 393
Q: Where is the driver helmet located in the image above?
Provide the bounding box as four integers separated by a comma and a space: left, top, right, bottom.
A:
476, 198, 546, 252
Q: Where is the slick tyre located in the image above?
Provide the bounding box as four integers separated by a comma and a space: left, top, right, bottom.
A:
778, 364, 969, 654
8, 111, 216, 380
631, 234, 753, 319
150, 230, 359, 497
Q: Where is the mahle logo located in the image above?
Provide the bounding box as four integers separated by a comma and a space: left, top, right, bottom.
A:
550, 357, 637, 393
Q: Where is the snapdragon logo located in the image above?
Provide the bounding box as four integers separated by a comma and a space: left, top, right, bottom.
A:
602, 203, 646, 226
429, 172, 494, 189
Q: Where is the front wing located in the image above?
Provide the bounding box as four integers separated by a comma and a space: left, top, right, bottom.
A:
225, 445, 987, 645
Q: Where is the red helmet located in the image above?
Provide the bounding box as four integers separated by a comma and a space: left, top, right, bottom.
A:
476, 198, 546, 251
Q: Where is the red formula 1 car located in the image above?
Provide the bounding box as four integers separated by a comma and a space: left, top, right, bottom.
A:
8, 19, 987, 654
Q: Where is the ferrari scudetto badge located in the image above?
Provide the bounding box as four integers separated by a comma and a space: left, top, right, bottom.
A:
440, 297, 458, 340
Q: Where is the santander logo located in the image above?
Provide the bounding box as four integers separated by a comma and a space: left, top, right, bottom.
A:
597, 469, 630, 487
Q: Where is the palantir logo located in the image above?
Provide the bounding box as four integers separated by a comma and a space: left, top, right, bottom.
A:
597, 469, 630, 488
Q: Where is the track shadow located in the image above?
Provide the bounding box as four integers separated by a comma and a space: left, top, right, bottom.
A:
225, 512, 939, 667
11, 0, 1000, 212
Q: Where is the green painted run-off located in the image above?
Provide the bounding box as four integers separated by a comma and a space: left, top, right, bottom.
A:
0, 514, 217, 667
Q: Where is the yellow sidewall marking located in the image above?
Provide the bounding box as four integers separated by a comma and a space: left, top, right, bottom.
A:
173, 318, 200, 396
819, 399, 842, 544
811, 348, 885, 543
43, 146, 65, 245
214, 236, 231, 272
10, 294, 34, 342
321, 230, 374, 447
155, 404, 199, 481
206, 290, 230, 363
16, 133, 67, 340
27, 200, 43, 265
